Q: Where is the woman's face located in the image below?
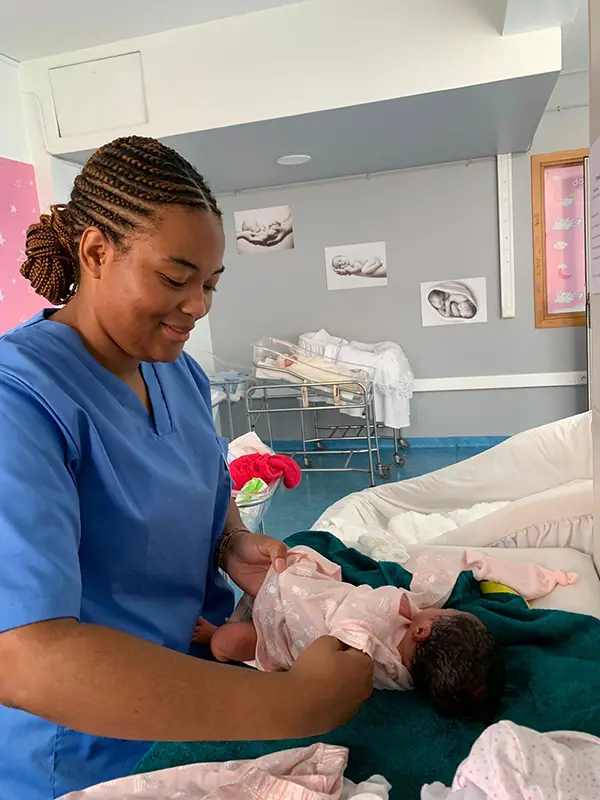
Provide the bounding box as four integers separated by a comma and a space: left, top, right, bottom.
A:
82, 206, 225, 363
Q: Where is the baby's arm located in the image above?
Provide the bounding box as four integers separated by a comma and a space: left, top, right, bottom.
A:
210, 621, 258, 663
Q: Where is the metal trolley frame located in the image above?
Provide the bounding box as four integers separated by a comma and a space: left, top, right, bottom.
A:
245, 379, 404, 487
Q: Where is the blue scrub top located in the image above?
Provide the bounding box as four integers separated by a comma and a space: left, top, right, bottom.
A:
0, 312, 234, 799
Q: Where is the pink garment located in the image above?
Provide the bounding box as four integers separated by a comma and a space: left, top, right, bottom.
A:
253, 547, 413, 689
60, 743, 348, 800
249, 547, 577, 691
409, 548, 577, 608
422, 721, 600, 799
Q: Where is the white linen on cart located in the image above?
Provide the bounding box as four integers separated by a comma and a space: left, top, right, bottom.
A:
298, 330, 414, 429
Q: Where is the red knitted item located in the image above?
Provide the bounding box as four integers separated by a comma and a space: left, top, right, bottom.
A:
229, 453, 302, 491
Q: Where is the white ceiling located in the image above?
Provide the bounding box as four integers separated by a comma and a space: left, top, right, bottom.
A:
62, 71, 557, 194
0, 0, 588, 71
0, 0, 304, 61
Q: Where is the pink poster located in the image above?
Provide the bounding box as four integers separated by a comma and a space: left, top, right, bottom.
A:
543, 162, 586, 315
0, 157, 47, 335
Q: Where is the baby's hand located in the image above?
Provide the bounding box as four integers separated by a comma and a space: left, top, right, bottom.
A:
399, 593, 413, 620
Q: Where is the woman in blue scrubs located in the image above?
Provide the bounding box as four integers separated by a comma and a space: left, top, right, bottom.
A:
0, 136, 372, 799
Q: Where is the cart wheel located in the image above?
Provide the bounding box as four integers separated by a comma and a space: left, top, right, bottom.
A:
399, 439, 410, 450
378, 464, 392, 479
394, 455, 406, 467
303, 457, 313, 468
316, 441, 325, 451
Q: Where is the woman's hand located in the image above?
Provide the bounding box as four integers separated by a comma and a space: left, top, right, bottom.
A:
223, 531, 288, 596
289, 636, 374, 735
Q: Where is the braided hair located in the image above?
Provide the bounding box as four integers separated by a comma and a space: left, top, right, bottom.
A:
21, 136, 221, 305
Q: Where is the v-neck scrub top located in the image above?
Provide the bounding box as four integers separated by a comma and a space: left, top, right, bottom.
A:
0, 312, 234, 799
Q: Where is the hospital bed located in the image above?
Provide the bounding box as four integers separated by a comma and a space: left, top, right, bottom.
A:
312, 412, 600, 619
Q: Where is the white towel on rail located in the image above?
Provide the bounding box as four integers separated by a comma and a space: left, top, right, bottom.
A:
298, 330, 414, 429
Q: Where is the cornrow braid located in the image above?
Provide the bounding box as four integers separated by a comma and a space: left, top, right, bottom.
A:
21, 136, 221, 305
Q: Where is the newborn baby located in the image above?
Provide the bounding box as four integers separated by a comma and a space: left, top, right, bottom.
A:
204, 547, 505, 720
428, 289, 477, 319
331, 255, 387, 278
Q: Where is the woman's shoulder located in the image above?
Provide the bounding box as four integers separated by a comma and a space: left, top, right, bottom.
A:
0, 314, 78, 383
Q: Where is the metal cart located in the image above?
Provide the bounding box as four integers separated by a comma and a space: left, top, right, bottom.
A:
247, 338, 404, 485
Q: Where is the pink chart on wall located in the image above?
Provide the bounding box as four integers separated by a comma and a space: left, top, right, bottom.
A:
543, 162, 586, 315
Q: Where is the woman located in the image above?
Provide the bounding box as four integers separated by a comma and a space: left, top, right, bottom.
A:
0, 136, 373, 799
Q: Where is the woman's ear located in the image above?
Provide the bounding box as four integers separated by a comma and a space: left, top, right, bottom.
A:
79, 227, 112, 281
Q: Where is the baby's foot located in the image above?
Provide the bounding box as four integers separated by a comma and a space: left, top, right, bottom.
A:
192, 617, 218, 645
210, 621, 258, 663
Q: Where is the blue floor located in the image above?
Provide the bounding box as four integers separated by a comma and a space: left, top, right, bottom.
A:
262, 445, 493, 540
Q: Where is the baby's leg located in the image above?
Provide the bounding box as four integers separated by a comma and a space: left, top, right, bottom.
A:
210, 621, 258, 663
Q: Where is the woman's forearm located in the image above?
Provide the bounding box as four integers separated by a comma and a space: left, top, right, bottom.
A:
223, 496, 247, 537
0, 619, 316, 742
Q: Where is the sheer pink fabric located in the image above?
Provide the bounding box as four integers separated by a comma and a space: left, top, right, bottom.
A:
60, 743, 348, 799
250, 547, 577, 690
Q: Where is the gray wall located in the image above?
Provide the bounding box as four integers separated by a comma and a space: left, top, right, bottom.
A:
211, 101, 589, 438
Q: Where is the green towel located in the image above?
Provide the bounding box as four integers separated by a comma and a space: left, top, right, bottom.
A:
135, 532, 600, 798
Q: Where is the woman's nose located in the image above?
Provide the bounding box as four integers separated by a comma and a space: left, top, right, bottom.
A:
180, 290, 208, 320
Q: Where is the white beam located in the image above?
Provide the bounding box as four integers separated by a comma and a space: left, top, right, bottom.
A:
497, 154, 516, 318
19, 0, 562, 157
502, 0, 581, 36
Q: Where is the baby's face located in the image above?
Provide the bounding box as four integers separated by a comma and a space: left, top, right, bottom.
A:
399, 608, 479, 670
332, 256, 350, 268
428, 291, 446, 309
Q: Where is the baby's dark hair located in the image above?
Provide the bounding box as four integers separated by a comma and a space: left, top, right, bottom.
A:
411, 614, 505, 720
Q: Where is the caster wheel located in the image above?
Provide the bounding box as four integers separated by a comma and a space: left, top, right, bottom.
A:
378, 465, 392, 479
394, 455, 406, 467
316, 441, 325, 451
400, 439, 410, 450
303, 458, 313, 468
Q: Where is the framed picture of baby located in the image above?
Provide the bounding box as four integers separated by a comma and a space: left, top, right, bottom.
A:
420, 277, 488, 327
324, 241, 388, 291
234, 205, 295, 254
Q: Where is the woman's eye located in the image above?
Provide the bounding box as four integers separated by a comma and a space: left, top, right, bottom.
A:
203, 285, 218, 294
161, 275, 186, 289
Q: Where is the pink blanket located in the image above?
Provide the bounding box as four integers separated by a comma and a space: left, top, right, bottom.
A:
249, 547, 576, 690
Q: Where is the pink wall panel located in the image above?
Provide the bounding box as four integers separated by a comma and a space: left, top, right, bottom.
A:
0, 157, 47, 334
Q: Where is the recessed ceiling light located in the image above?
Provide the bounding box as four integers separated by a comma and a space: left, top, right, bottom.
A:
276, 154, 311, 166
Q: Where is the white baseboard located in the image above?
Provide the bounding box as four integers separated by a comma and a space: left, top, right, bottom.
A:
414, 371, 587, 393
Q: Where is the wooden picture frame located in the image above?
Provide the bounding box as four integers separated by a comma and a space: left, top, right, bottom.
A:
531, 148, 588, 329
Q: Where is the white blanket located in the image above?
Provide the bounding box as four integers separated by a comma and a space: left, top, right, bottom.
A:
358, 502, 509, 564
298, 330, 414, 429
313, 413, 593, 557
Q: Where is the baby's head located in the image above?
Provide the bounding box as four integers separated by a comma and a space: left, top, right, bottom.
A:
428, 289, 447, 309
332, 255, 350, 269
457, 299, 477, 319
400, 608, 505, 720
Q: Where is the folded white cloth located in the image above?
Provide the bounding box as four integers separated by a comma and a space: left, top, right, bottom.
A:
298, 330, 414, 429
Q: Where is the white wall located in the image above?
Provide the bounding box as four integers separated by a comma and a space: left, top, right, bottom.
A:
0, 55, 30, 163
50, 157, 80, 204
589, 0, 600, 571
